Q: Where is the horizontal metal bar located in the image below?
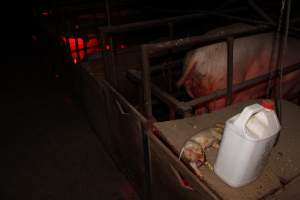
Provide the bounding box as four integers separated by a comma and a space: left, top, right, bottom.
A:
127, 70, 182, 108
150, 59, 182, 73
185, 62, 300, 107
144, 25, 271, 55
98, 12, 210, 34
70, 45, 100, 53
98, 9, 268, 34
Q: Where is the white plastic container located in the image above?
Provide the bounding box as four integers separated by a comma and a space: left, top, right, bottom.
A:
214, 101, 281, 187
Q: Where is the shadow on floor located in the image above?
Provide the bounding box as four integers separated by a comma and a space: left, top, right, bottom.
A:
1, 38, 140, 200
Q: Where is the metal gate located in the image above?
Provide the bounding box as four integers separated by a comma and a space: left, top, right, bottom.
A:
71, 63, 150, 199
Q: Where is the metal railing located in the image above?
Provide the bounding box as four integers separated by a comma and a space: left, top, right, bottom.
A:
136, 24, 300, 119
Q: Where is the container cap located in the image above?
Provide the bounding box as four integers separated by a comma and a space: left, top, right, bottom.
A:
261, 99, 274, 110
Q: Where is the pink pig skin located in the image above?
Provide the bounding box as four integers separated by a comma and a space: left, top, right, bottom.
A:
178, 32, 300, 113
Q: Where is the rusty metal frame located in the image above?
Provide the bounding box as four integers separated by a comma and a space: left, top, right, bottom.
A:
63, 5, 300, 88
101, 81, 152, 200
138, 24, 300, 118
97, 9, 277, 90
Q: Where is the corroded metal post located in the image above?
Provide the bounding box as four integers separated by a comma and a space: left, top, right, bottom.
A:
226, 37, 234, 105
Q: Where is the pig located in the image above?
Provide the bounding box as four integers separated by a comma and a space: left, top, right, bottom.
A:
179, 123, 224, 178
177, 24, 300, 114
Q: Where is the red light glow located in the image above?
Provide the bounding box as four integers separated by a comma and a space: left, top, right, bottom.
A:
105, 44, 111, 50
62, 35, 127, 62
42, 11, 49, 16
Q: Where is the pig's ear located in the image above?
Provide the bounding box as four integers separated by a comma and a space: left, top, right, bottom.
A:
176, 61, 197, 87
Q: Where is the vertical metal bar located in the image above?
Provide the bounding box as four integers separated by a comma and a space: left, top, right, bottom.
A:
109, 37, 118, 88
167, 22, 174, 93
83, 36, 88, 62
141, 45, 153, 119
65, 35, 71, 55
101, 32, 110, 82
142, 128, 152, 200
226, 37, 234, 106
95, 29, 102, 55
138, 84, 144, 112
75, 36, 80, 61
65, 21, 72, 58
276, 0, 291, 122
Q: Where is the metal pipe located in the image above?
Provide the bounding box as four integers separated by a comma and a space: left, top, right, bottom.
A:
141, 46, 153, 119
144, 25, 271, 55
226, 37, 234, 105
109, 37, 118, 88
101, 32, 110, 82
185, 62, 300, 108
70, 46, 97, 53
99, 12, 208, 33
150, 59, 182, 73
75, 36, 80, 60
101, 80, 152, 200
167, 22, 175, 93
128, 70, 182, 108
83, 37, 88, 61
98, 11, 269, 34
142, 129, 152, 200
65, 35, 71, 55
276, 0, 291, 122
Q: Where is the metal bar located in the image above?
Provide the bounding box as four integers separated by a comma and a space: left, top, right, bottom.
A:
99, 12, 208, 33
150, 59, 182, 73
248, 0, 275, 24
75, 37, 80, 60
98, 11, 269, 34
101, 32, 110, 82
101, 80, 152, 200
141, 46, 153, 119
70, 45, 97, 53
83, 37, 88, 61
144, 25, 271, 55
128, 69, 193, 116
167, 22, 174, 93
128, 70, 182, 108
65, 35, 71, 55
109, 37, 118, 88
275, 0, 291, 122
147, 133, 220, 200
185, 62, 300, 108
127, 70, 192, 116
226, 37, 234, 105
142, 129, 152, 200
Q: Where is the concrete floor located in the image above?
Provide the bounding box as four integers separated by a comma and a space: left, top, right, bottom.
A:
0, 39, 139, 200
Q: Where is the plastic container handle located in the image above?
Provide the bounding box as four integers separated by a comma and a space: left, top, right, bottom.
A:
233, 104, 264, 135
